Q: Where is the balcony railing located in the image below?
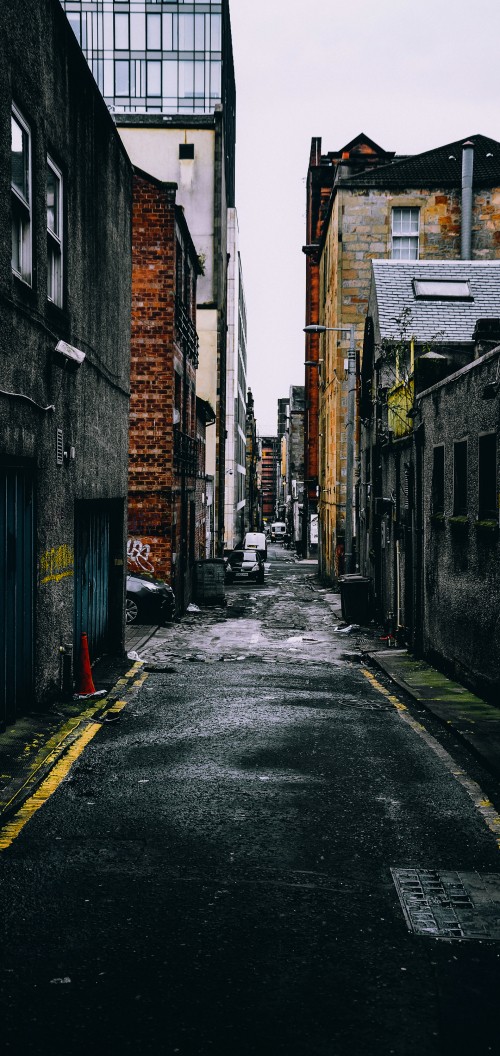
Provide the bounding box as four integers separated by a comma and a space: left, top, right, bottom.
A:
175, 297, 199, 367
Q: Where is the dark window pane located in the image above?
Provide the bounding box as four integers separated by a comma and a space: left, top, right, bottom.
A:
479, 433, 497, 520
431, 446, 445, 515
453, 440, 468, 516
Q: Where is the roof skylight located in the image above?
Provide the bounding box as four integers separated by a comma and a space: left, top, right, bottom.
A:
413, 279, 472, 301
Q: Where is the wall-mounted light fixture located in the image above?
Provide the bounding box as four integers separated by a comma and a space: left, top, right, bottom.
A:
54, 340, 86, 369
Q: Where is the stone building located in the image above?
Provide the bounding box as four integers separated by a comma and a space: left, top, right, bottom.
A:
360, 259, 500, 702
128, 170, 202, 614
308, 133, 500, 583
0, 0, 132, 726
303, 135, 395, 560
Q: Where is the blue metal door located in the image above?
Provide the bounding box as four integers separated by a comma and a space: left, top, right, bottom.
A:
74, 504, 110, 664
0, 465, 34, 729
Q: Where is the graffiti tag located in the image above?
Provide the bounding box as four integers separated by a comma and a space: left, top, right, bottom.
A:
40, 545, 74, 585
127, 538, 155, 573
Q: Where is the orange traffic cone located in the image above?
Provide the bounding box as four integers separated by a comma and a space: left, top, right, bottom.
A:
74, 633, 105, 699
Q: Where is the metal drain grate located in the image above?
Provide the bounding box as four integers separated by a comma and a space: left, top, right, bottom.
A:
391, 868, 500, 941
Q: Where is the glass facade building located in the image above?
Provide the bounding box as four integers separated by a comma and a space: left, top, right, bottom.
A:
61, 1, 232, 113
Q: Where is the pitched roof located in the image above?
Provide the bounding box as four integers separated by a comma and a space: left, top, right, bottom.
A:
371, 260, 500, 342
342, 135, 500, 188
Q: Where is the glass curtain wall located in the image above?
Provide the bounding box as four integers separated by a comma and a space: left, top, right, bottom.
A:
61, 1, 223, 114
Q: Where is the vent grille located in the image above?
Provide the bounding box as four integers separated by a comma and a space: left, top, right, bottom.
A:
56, 428, 64, 465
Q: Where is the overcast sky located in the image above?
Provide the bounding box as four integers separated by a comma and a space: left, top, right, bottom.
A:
229, 0, 500, 435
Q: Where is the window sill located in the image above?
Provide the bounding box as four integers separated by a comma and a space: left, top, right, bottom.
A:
474, 519, 499, 538
448, 515, 469, 531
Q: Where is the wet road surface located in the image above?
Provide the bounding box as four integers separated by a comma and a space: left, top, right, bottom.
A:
1, 546, 500, 1054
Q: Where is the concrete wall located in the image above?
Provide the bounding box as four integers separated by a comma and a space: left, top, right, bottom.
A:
419, 350, 500, 701
0, 0, 132, 709
118, 126, 216, 304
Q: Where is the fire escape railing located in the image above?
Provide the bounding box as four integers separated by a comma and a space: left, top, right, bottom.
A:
174, 427, 197, 477
175, 297, 199, 368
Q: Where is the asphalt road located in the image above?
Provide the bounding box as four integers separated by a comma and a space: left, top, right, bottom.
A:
1, 546, 500, 1055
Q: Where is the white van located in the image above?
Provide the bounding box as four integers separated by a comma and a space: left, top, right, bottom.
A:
270, 522, 287, 542
243, 532, 267, 560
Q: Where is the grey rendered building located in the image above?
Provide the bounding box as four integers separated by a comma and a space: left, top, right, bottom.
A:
0, 0, 132, 726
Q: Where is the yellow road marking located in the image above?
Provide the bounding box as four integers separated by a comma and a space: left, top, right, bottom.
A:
0, 722, 100, 851
0, 664, 147, 852
361, 667, 500, 851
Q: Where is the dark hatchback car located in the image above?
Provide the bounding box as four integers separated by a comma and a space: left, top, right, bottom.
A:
126, 572, 175, 625
226, 549, 265, 584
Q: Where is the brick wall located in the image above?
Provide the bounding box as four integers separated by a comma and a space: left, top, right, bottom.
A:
128, 172, 199, 610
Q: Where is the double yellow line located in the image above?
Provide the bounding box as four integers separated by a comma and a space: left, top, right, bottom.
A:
0, 665, 147, 852
362, 667, 500, 851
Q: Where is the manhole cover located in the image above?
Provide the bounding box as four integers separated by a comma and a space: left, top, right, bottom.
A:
391, 868, 500, 941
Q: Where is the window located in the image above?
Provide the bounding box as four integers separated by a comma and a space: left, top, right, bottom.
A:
115, 60, 130, 96
146, 61, 161, 96
47, 158, 63, 307
11, 106, 32, 284
179, 143, 194, 160
453, 439, 468, 516
431, 445, 445, 515
114, 13, 129, 49
392, 207, 419, 260
146, 13, 161, 49
478, 433, 497, 520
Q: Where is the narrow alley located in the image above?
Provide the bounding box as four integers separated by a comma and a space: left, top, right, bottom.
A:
1, 547, 500, 1055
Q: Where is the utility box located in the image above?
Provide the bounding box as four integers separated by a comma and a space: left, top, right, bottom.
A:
194, 559, 226, 606
338, 575, 372, 624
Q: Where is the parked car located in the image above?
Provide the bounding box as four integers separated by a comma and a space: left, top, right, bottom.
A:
270, 521, 287, 542
243, 531, 267, 560
126, 572, 175, 625
226, 549, 265, 584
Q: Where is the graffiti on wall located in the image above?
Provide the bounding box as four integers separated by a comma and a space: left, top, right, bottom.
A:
127, 538, 155, 573
39, 545, 74, 585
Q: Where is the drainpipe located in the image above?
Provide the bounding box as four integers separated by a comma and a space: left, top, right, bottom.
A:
461, 141, 474, 260
345, 325, 356, 573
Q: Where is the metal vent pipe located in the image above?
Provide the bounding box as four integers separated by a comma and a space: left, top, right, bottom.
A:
461, 141, 474, 260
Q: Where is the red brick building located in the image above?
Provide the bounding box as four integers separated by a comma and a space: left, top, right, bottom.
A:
260, 436, 278, 525
128, 169, 202, 613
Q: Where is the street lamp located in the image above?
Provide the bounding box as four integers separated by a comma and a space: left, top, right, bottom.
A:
303, 322, 356, 574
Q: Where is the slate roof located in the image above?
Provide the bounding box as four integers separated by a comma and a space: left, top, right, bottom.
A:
341, 135, 500, 188
371, 260, 500, 342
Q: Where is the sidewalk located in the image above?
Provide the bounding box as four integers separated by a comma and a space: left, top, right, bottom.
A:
366, 647, 500, 780
319, 587, 500, 780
